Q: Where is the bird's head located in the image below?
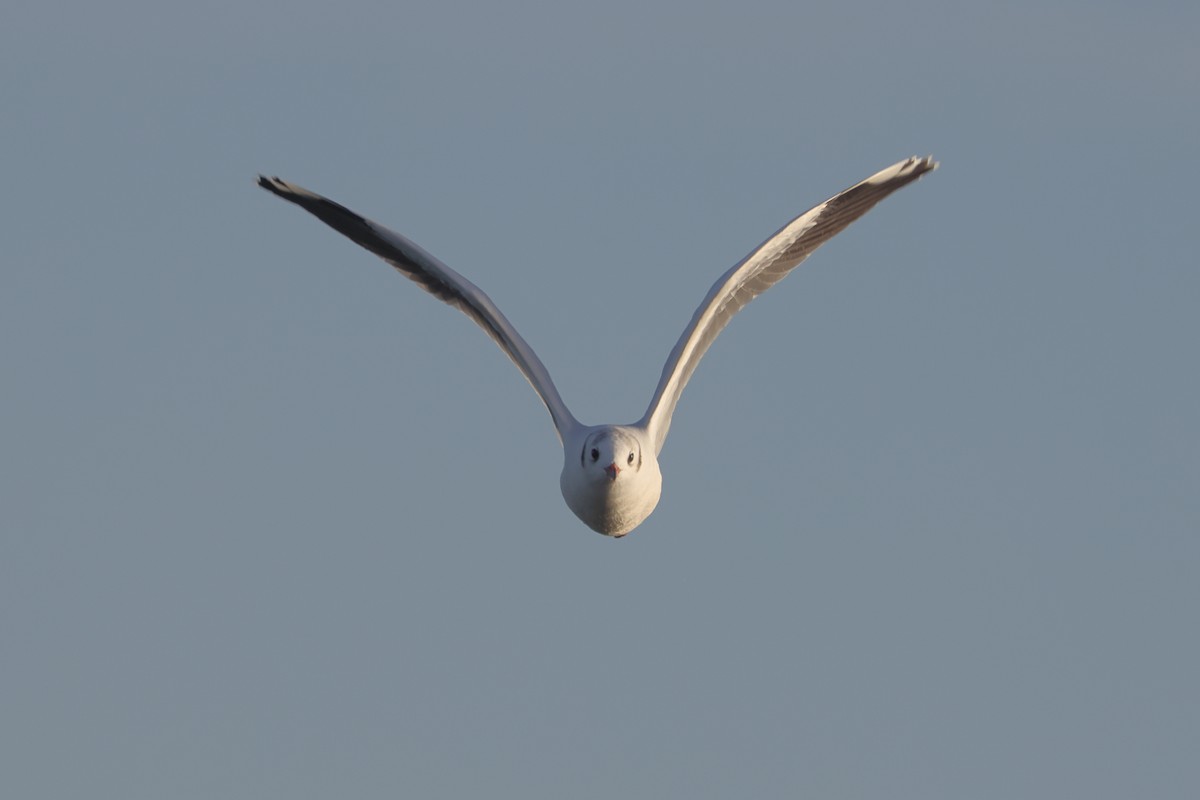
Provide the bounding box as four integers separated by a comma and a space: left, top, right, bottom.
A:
561, 425, 663, 537
580, 428, 643, 485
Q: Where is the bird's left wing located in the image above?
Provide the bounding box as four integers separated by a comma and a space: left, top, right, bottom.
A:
640, 156, 938, 453
258, 176, 580, 442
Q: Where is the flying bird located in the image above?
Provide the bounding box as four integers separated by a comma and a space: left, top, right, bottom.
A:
258, 156, 937, 537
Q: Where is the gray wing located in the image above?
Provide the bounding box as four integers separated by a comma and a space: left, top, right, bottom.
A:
640, 156, 938, 453
258, 176, 580, 442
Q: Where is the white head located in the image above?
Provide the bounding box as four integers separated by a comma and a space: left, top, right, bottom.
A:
581, 428, 643, 484
560, 426, 663, 537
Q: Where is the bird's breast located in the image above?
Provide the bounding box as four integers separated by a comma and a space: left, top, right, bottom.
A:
560, 465, 663, 537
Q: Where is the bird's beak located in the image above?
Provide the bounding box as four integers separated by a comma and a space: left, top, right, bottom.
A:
604, 463, 620, 481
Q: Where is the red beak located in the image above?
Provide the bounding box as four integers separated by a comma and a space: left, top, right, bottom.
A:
604, 463, 620, 481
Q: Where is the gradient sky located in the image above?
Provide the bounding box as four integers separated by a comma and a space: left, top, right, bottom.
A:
3, 1, 1198, 798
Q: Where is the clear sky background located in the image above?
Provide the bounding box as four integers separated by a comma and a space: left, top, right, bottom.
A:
3, 1, 1197, 798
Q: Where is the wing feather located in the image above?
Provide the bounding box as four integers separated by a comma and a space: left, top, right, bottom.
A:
640, 156, 938, 452
258, 176, 579, 441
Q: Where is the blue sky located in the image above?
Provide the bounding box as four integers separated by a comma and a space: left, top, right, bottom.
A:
3, 1, 1198, 798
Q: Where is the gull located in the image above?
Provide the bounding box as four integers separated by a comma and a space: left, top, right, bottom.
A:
258, 156, 937, 537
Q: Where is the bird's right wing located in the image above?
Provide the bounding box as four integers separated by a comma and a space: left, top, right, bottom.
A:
258, 176, 580, 442
640, 156, 938, 453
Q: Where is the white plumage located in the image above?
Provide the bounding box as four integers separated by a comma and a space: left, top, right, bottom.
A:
259, 156, 937, 536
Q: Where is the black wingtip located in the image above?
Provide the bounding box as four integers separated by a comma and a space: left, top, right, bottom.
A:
257, 174, 288, 197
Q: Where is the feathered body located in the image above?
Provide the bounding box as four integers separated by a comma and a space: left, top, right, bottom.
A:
258, 156, 937, 536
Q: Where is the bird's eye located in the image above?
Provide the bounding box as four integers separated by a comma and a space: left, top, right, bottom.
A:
590, 448, 599, 462
627, 452, 635, 465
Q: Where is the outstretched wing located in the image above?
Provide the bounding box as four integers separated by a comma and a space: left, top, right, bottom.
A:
640, 156, 937, 453
258, 176, 580, 442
